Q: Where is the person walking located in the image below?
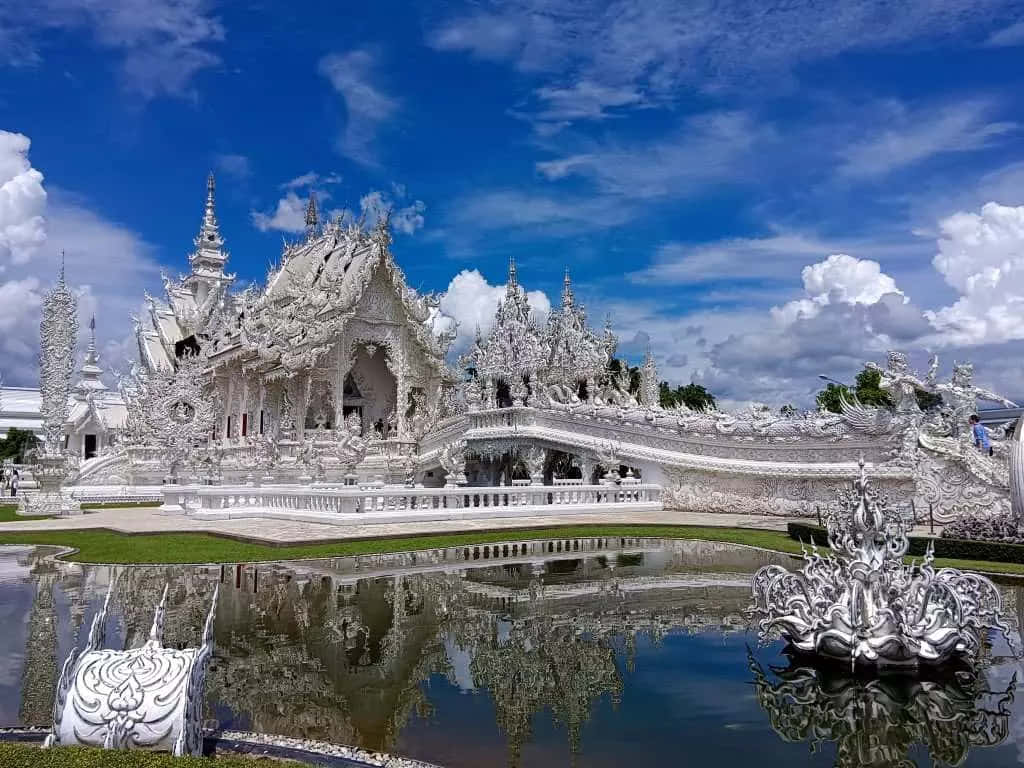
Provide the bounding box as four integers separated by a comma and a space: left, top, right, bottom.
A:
969, 414, 993, 456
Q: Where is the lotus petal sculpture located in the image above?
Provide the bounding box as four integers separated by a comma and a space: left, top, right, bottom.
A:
751, 461, 1015, 669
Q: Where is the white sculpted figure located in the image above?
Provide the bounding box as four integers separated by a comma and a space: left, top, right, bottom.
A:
866, 350, 928, 415
439, 439, 467, 486
930, 360, 1017, 438
336, 412, 369, 470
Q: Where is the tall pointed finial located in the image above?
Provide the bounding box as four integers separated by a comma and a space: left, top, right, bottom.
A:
203, 172, 218, 230
185, 171, 231, 300
58, 250, 66, 286
305, 194, 319, 238
88, 315, 97, 353
562, 267, 574, 307
506, 256, 519, 298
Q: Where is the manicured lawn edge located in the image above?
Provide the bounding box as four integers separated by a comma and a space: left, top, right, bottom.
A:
79, 501, 162, 510
0, 521, 1021, 576
1, 502, 159, 522
0, 743, 260, 767
0, 504, 53, 523
0, 523, 808, 565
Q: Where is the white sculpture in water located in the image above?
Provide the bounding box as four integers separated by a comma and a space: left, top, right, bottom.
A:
751, 461, 1014, 668
45, 581, 218, 757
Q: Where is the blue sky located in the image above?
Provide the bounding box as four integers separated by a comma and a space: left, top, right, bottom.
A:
3, 0, 1024, 404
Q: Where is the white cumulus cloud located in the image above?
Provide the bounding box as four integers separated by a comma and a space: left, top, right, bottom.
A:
771, 253, 904, 325
251, 191, 308, 234
925, 202, 1024, 346
0, 130, 161, 385
0, 131, 47, 267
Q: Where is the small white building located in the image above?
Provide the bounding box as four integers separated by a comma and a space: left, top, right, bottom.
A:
0, 318, 127, 460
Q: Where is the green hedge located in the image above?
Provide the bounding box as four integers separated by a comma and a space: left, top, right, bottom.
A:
0, 744, 256, 767
787, 522, 1024, 565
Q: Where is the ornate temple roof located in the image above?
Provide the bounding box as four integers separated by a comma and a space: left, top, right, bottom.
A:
242, 214, 452, 374
542, 270, 614, 385
468, 263, 615, 392
469, 259, 546, 382
134, 178, 454, 381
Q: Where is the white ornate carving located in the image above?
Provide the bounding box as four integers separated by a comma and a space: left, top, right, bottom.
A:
439, 439, 467, 486
751, 461, 1015, 668
124, 352, 219, 482
45, 581, 218, 757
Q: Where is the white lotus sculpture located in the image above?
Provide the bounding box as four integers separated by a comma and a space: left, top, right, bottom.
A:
751, 461, 1014, 669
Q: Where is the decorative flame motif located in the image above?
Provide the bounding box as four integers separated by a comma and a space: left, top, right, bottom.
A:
751, 460, 1015, 668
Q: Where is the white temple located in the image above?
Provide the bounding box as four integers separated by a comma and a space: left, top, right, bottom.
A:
5, 174, 1021, 523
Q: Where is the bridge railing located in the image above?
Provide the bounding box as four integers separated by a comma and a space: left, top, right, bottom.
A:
162, 482, 662, 515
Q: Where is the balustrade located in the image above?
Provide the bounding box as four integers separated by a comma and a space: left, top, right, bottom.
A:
165, 481, 662, 517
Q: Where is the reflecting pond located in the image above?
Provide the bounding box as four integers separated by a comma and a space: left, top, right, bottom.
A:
2, 537, 1023, 767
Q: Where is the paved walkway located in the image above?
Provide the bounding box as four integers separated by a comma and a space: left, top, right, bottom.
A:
0, 506, 941, 545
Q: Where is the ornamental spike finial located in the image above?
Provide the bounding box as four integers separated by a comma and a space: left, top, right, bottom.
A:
202, 172, 218, 231
86, 315, 97, 360
562, 267, 574, 307
506, 256, 518, 297
189, 172, 228, 283
305, 194, 319, 238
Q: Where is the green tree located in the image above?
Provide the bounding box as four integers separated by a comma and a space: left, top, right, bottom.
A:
0, 428, 38, 462
915, 389, 943, 411
815, 383, 851, 414
815, 366, 940, 413
659, 381, 717, 411
852, 368, 894, 407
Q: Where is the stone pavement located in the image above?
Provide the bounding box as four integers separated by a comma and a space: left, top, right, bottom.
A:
0, 506, 941, 545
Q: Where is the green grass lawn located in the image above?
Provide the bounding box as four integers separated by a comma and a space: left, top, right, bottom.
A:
0, 743, 261, 767
0, 503, 53, 522
0, 523, 806, 564
1, 502, 1021, 576
0, 501, 159, 521
79, 501, 163, 510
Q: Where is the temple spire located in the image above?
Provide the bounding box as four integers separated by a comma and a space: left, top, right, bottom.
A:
305, 195, 319, 239
205, 173, 216, 223
506, 257, 518, 298
87, 315, 97, 358
73, 315, 107, 399
185, 172, 231, 303
561, 267, 574, 307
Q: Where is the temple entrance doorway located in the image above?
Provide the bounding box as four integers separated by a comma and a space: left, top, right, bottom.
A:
346, 344, 397, 438
84, 434, 97, 459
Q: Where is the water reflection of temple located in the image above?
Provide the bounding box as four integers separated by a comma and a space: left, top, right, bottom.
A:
9, 539, 811, 764
749, 654, 1017, 768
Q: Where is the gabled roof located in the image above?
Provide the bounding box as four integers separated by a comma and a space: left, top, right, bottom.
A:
237, 219, 452, 374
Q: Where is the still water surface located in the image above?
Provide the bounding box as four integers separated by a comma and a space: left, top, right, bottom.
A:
1, 537, 1022, 767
